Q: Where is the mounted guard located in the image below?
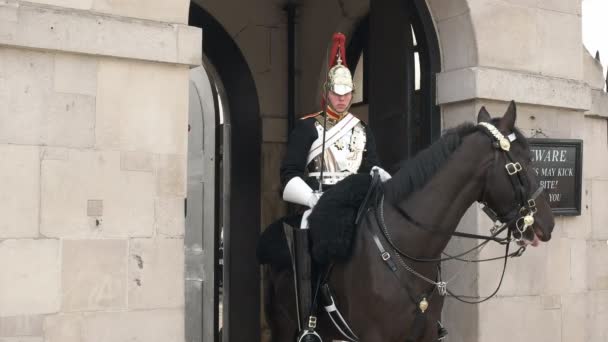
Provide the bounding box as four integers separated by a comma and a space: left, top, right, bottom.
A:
262, 32, 390, 342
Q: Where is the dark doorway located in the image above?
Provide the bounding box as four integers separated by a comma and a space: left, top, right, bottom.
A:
349, 0, 440, 171
189, 3, 261, 342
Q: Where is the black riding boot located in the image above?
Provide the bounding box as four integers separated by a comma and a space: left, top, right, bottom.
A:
437, 321, 448, 340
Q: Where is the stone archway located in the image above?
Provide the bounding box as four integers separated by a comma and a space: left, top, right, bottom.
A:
189, 3, 261, 342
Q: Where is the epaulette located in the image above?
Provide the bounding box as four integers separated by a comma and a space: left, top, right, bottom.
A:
300, 111, 323, 120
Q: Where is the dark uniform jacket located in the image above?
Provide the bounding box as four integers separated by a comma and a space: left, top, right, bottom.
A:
280, 112, 381, 192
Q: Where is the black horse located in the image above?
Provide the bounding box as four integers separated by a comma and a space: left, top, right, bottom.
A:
264, 102, 555, 341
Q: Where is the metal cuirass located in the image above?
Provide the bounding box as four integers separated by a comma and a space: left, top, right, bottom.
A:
307, 120, 367, 185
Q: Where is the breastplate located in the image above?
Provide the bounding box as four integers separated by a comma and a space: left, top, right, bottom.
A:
307, 121, 367, 185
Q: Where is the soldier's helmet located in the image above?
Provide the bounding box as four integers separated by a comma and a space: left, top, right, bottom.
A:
325, 32, 354, 96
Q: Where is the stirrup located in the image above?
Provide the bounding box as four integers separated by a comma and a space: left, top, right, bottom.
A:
297, 329, 322, 342
437, 321, 448, 341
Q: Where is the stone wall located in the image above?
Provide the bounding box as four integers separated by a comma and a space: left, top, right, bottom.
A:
0, 1, 200, 341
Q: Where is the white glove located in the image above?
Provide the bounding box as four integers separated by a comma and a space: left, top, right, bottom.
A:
308, 191, 322, 208
283, 176, 323, 208
370, 166, 392, 182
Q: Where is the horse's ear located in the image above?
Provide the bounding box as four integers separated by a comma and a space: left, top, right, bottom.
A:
499, 100, 517, 131
477, 106, 491, 123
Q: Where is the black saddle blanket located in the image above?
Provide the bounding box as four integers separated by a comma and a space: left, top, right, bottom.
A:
256, 173, 372, 269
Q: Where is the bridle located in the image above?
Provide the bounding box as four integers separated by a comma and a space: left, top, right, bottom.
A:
476, 122, 544, 243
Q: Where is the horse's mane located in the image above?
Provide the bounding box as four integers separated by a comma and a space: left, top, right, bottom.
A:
384, 119, 527, 202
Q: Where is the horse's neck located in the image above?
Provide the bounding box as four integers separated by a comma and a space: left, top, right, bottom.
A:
390, 134, 491, 255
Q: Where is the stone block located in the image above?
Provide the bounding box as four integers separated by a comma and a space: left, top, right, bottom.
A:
583, 117, 608, 179
41, 147, 69, 161
257, 71, 288, 118
478, 296, 561, 342
556, 110, 586, 140
53, 53, 97, 96
121, 151, 154, 172
587, 241, 608, 290
93, 0, 190, 24
427, 0, 469, 22
96, 58, 189, 155
155, 197, 185, 237
0, 145, 40, 239
199, 0, 285, 38
62, 239, 127, 311
43, 313, 83, 342
569, 239, 587, 293
584, 50, 606, 91
591, 179, 608, 240
0, 315, 44, 337
561, 293, 589, 342
235, 25, 271, 74
587, 290, 608, 342
472, 2, 538, 73
502, 0, 536, 6
44, 92, 96, 148
0, 239, 60, 316
437, 67, 591, 111
256, 28, 288, 117
0, 50, 95, 150
128, 239, 184, 309
27, 0, 92, 10
560, 179, 592, 240
441, 101, 476, 129
537, 10, 582, 80
41, 150, 155, 238
543, 237, 572, 295
436, 13, 477, 71
0, 3, 200, 65
177, 24, 202, 66
0, 338, 43, 341
156, 154, 187, 197
588, 90, 608, 118
0, 1, 18, 23
81, 309, 183, 342
261, 143, 285, 193
540, 295, 561, 310
442, 297, 479, 342
478, 238, 547, 296
261, 191, 286, 230
538, 0, 581, 15
479, 101, 573, 135
262, 118, 287, 143
0, 47, 52, 145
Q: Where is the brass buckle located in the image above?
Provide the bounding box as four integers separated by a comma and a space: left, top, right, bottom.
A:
381, 252, 391, 261
505, 162, 522, 175
308, 316, 317, 329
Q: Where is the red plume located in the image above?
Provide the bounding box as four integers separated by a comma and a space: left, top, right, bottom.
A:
328, 32, 347, 68
322, 33, 348, 109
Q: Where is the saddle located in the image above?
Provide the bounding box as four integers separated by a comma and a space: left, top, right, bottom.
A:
257, 173, 374, 269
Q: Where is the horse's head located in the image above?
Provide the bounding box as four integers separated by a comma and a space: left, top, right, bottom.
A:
476, 101, 554, 245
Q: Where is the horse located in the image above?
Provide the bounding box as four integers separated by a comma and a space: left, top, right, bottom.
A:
263, 102, 555, 342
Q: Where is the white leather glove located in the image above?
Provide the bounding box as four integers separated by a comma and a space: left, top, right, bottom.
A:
370, 166, 392, 182
308, 191, 322, 208
283, 176, 323, 208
